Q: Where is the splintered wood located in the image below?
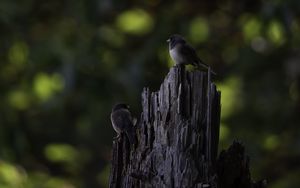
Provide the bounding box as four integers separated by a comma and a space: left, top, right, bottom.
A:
109, 65, 221, 188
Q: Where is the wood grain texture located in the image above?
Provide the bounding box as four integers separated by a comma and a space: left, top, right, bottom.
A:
109, 66, 266, 188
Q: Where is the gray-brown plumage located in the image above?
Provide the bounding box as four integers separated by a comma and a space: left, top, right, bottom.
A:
110, 103, 137, 145
167, 34, 216, 74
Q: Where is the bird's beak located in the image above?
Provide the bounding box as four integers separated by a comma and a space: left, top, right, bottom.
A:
166, 39, 170, 43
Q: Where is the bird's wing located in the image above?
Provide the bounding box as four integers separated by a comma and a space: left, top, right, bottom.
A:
180, 43, 212, 68
111, 109, 137, 145
111, 109, 133, 130
179, 43, 217, 75
179, 43, 201, 64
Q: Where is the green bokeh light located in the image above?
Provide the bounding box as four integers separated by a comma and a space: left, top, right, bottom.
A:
217, 77, 242, 119
189, 17, 209, 44
8, 41, 29, 67
33, 73, 64, 102
116, 9, 154, 35
267, 20, 285, 46
219, 124, 230, 141
242, 17, 262, 42
264, 134, 279, 150
44, 144, 78, 164
8, 89, 30, 110
0, 161, 25, 187
291, 20, 300, 43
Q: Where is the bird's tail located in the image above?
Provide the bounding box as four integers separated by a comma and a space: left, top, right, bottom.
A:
197, 61, 217, 75
125, 127, 137, 146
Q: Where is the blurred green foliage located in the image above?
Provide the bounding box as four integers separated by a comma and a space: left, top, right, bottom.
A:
0, 0, 299, 187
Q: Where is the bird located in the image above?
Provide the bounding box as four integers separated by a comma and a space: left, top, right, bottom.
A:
167, 34, 215, 74
110, 103, 137, 146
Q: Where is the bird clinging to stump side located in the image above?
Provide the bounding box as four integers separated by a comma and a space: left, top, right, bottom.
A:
110, 103, 137, 146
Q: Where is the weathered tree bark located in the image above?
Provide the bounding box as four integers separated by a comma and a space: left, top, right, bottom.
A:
109, 66, 266, 188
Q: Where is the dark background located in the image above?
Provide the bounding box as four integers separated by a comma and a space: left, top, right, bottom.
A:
0, 0, 299, 187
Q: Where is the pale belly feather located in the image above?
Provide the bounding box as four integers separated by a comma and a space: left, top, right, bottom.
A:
170, 47, 184, 65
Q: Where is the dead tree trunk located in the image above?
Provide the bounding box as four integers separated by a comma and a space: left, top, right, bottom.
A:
109, 66, 266, 188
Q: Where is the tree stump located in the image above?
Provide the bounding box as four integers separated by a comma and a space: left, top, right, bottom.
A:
109, 66, 266, 188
